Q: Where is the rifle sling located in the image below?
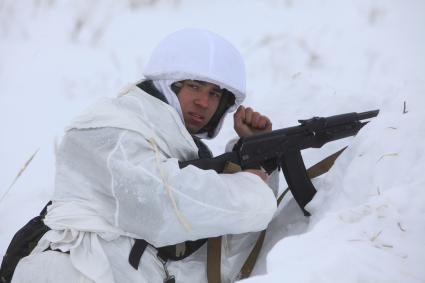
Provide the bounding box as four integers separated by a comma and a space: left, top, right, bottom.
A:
207, 237, 222, 283
206, 161, 242, 283
237, 147, 347, 280
306, 147, 347, 179
207, 147, 347, 282
237, 188, 291, 280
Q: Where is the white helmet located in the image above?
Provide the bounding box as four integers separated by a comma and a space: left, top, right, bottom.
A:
143, 28, 246, 138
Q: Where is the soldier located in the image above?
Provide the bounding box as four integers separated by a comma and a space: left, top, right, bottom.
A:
11, 28, 277, 283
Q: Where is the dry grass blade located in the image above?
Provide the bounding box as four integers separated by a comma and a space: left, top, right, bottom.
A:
0, 148, 39, 202
370, 230, 382, 242
397, 222, 406, 232
377, 152, 398, 163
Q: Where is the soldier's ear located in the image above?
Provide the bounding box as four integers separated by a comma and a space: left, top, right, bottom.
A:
171, 81, 184, 95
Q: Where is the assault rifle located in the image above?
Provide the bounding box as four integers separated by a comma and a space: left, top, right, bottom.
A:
179, 110, 379, 215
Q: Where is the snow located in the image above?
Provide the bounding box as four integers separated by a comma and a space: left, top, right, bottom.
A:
247, 96, 425, 283
1, 0, 424, 282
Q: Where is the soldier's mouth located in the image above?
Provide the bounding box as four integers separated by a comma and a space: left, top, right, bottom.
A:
189, 112, 205, 123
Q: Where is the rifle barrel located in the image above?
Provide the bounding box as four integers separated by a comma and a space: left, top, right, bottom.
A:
357, 109, 379, 120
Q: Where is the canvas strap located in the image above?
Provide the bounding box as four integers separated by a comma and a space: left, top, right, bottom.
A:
207, 147, 347, 282
207, 161, 242, 283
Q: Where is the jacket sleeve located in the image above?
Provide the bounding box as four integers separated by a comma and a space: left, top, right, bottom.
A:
56, 127, 277, 247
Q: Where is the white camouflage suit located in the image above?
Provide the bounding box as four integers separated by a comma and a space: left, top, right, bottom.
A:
12, 29, 278, 283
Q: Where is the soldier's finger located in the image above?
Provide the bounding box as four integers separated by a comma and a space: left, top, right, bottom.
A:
251, 112, 261, 127
257, 116, 268, 129
244, 107, 253, 124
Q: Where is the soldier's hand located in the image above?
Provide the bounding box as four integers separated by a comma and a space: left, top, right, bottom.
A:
234, 105, 272, 138
244, 169, 268, 181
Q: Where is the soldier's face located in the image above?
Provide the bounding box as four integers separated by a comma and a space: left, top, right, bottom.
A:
177, 80, 222, 134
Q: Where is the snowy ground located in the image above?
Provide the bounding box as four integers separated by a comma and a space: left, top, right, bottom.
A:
1, 0, 424, 282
